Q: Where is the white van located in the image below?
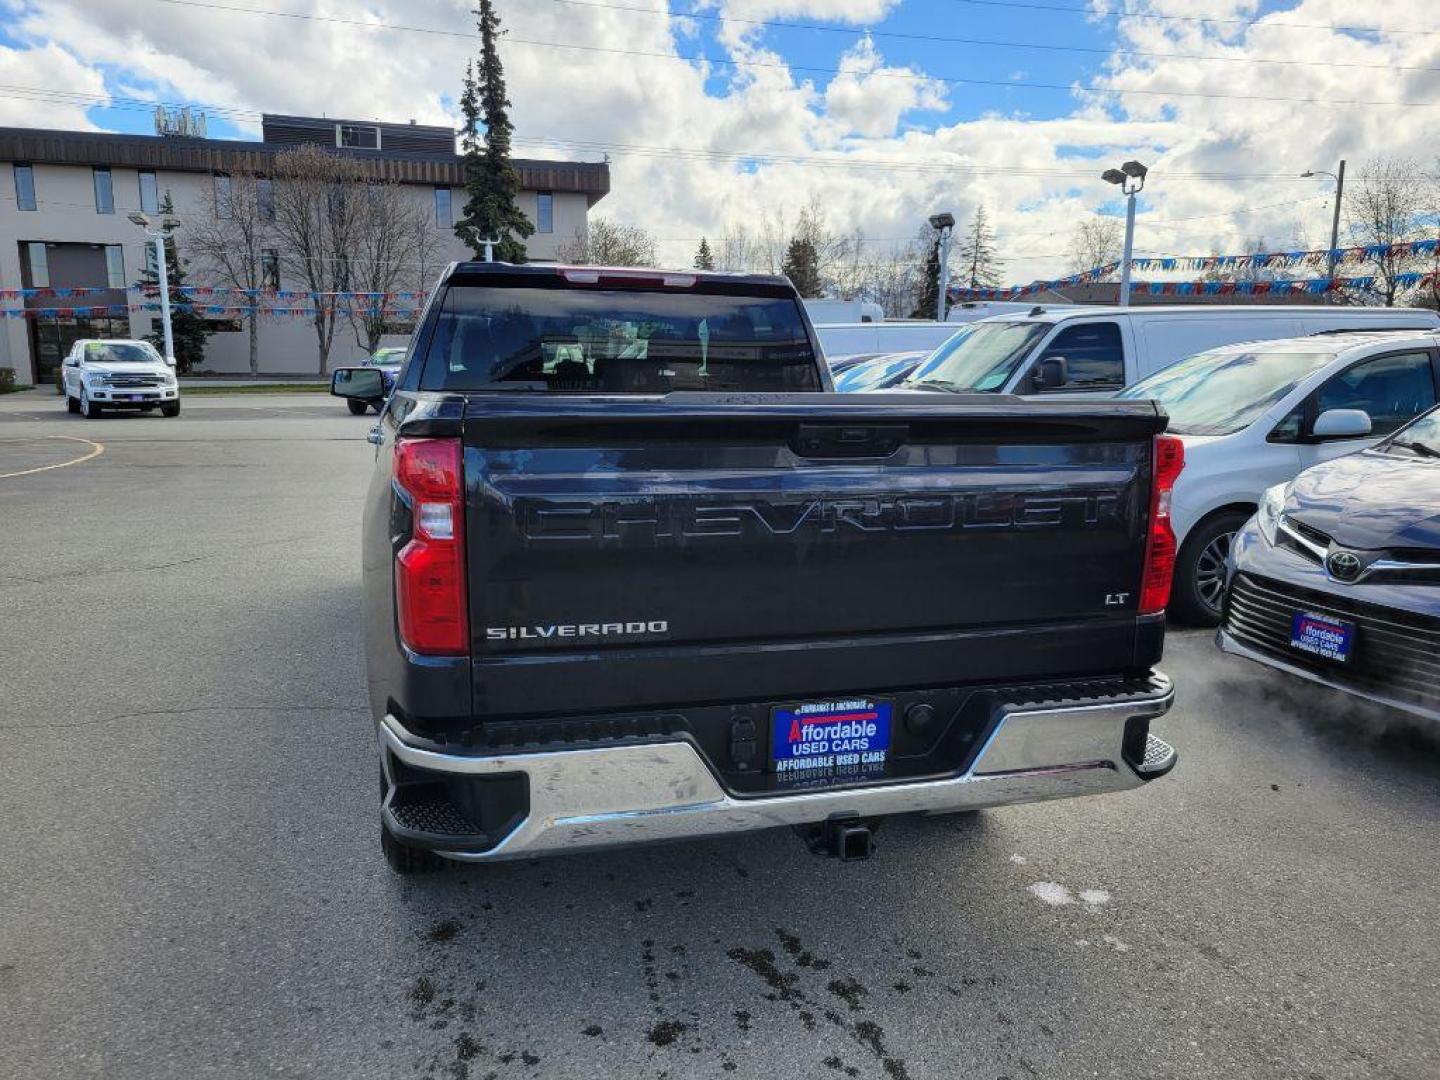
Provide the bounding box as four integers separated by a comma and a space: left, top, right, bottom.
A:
816, 321, 961, 361
898, 304, 1440, 395
803, 298, 886, 324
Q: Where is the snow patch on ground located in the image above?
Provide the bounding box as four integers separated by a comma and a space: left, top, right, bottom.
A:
1028, 881, 1075, 906
1101, 935, 1130, 953
1079, 889, 1111, 907
1009, 854, 1028, 865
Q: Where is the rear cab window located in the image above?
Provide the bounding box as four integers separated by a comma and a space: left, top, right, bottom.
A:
419, 271, 822, 394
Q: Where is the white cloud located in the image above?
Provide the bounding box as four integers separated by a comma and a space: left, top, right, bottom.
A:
4, 0, 1440, 282
824, 36, 947, 137
0, 42, 107, 129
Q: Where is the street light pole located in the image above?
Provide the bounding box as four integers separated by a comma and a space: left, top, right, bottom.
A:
154, 234, 175, 364
928, 212, 956, 322
129, 212, 182, 365
1102, 161, 1148, 307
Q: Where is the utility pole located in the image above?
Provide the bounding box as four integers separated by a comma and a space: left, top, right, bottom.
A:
928, 212, 956, 321
1303, 161, 1346, 303
1103, 161, 1148, 307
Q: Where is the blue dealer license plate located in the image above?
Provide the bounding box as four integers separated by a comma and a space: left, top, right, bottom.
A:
772, 698, 892, 782
1290, 612, 1355, 663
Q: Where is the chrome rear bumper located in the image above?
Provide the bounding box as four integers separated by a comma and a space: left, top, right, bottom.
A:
380, 672, 1175, 862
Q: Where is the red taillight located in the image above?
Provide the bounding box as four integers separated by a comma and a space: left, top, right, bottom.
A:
394, 437, 468, 656
1139, 434, 1185, 615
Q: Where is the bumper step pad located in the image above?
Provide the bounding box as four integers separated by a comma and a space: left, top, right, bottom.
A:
1134, 733, 1177, 777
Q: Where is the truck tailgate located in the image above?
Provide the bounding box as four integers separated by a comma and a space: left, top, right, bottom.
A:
463, 393, 1166, 718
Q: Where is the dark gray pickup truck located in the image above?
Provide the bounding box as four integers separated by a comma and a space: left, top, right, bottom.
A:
332, 262, 1181, 873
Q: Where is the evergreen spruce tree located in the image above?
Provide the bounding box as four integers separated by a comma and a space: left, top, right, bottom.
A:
693, 237, 715, 270
454, 1, 534, 263
133, 192, 212, 372
958, 206, 1004, 290
780, 237, 823, 297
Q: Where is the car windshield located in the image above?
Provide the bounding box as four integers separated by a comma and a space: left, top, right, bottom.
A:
85, 342, 158, 364
901, 321, 1048, 392
1383, 408, 1440, 459
1118, 348, 1337, 436
421, 285, 822, 393
834, 354, 921, 392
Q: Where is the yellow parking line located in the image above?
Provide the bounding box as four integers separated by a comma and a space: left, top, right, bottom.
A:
0, 435, 105, 479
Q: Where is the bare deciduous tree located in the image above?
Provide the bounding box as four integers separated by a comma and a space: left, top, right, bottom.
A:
270, 145, 368, 374
1347, 156, 1427, 306
344, 181, 431, 355
1066, 217, 1123, 275
186, 171, 270, 375
557, 218, 657, 266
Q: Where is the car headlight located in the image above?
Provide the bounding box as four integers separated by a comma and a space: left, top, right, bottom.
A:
1257, 482, 1289, 547
88, 373, 107, 385
164, 371, 178, 386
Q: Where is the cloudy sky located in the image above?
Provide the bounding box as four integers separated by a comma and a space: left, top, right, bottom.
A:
2, 0, 1438, 281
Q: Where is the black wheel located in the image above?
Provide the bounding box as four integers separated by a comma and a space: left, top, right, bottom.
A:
381, 824, 444, 875
1171, 510, 1250, 627
66, 395, 79, 414
347, 399, 369, 416
161, 401, 181, 417
80, 386, 101, 419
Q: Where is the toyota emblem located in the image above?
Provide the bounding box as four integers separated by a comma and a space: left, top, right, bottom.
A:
1326, 550, 1362, 582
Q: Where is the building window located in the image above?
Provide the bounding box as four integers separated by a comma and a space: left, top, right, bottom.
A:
337, 124, 380, 149
537, 191, 554, 234
434, 186, 452, 228
261, 249, 281, 291
214, 173, 233, 219
138, 171, 159, 214
14, 163, 36, 211
93, 167, 114, 214
26, 242, 49, 288
105, 245, 126, 289
258, 177, 275, 221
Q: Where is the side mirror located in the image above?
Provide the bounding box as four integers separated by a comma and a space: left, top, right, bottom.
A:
331, 366, 386, 403
64, 356, 78, 367
1033, 356, 1069, 391
164, 355, 176, 368
1311, 408, 1372, 440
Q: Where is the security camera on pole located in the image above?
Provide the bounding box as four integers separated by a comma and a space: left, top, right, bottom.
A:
928, 212, 956, 322
1101, 161, 1148, 307
128, 211, 183, 366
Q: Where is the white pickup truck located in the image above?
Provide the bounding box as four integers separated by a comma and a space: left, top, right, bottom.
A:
61, 339, 181, 419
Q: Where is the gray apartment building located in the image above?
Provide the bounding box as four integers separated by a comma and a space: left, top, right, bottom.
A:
0, 114, 609, 385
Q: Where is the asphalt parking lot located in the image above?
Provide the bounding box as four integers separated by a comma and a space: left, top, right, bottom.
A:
1, 390, 1437, 1080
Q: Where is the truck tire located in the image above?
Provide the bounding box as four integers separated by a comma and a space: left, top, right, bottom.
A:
1170, 510, 1249, 627
66, 395, 80, 414
381, 824, 444, 875
347, 399, 369, 416
80, 387, 101, 419
161, 401, 181, 417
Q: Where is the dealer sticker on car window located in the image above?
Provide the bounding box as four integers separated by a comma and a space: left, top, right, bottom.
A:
771, 698, 892, 780
1290, 612, 1354, 663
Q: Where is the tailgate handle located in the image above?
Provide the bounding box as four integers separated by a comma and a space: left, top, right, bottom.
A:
792, 423, 908, 458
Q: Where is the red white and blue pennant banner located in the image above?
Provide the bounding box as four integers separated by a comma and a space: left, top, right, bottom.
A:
951, 237, 1440, 302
